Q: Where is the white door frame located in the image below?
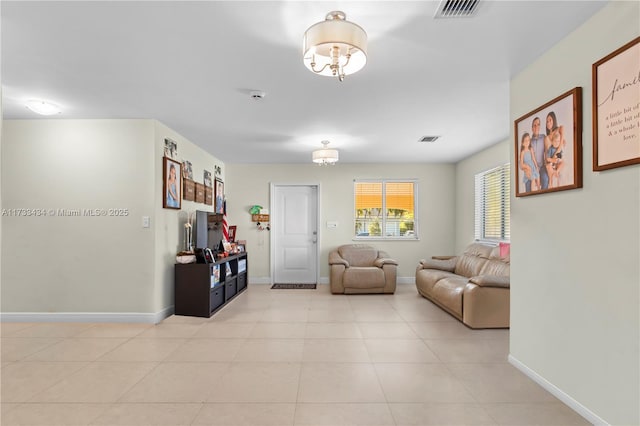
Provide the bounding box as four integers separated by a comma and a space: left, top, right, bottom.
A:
270, 182, 321, 285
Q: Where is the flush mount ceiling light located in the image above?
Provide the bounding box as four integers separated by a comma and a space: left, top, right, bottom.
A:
25, 99, 62, 115
303, 11, 367, 82
312, 140, 339, 165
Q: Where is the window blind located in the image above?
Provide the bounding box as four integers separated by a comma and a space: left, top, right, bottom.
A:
475, 164, 510, 241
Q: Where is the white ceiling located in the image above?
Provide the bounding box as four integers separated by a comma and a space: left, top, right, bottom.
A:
2, 1, 607, 164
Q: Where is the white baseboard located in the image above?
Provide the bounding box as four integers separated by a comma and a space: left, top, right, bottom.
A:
249, 277, 272, 284
508, 354, 608, 426
251, 277, 415, 285
0, 306, 174, 325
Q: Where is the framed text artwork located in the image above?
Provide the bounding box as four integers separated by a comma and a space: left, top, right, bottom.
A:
592, 37, 640, 171
205, 187, 213, 205
514, 87, 583, 197
195, 183, 205, 204
183, 179, 195, 201
163, 157, 182, 209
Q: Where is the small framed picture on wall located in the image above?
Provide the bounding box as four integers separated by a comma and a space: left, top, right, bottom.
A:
215, 178, 224, 213
163, 157, 182, 209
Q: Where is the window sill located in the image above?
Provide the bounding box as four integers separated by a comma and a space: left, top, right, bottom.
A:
353, 236, 420, 242
475, 239, 510, 246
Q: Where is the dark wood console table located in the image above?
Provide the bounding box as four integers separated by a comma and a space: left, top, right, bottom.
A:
174, 253, 248, 318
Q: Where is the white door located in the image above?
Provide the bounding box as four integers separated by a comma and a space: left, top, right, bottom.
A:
272, 185, 318, 284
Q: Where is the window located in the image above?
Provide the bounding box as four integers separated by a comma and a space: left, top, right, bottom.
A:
354, 180, 417, 239
475, 164, 510, 241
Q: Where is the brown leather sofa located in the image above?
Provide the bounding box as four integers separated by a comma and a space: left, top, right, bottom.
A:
329, 244, 398, 294
415, 243, 510, 328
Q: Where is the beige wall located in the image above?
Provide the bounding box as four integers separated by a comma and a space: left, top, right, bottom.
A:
1, 120, 157, 313
510, 2, 639, 424
1, 119, 223, 319
454, 140, 510, 253
226, 163, 456, 281
152, 121, 223, 312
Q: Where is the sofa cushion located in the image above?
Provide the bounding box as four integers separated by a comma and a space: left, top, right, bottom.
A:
416, 269, 458, 298
479, 259, 510, 277
338, 245, 379, 267
419, 258, 456, 272
454, 255, 487, 278
431, 276, 469, 317
343, 267, 385, 288
453, 243, 493, 278
468, 275, 510, 288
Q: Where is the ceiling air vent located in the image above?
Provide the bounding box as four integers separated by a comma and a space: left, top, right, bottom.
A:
434, 0, 480, 18
419, 136, 440, 143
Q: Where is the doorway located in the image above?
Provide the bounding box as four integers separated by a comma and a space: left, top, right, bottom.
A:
271, 184, 319, 284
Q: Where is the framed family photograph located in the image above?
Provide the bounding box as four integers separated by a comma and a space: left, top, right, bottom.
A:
215, 178, 224, 213
514, 87, 583, 197
592, 37, 640, 171
163, 157, 182, 209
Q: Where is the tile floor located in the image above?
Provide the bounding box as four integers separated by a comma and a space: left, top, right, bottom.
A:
0, 284, 589, 425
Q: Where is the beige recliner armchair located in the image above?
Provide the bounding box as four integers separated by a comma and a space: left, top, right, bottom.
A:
329, 244, 398, 294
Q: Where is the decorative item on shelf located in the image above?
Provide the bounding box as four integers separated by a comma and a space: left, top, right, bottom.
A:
176, 251, 196, 264
237, 240, 247, 253
223, 241, 233, 253
204, 186, 213, 205
312, 140, 339, 165
303, 10, 367, 82
183, 211, 195, 252
228, 225, 237, 242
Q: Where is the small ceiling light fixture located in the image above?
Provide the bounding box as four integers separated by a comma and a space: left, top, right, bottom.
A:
312, 140, 339, 165
303, 11, 367, 82
25, 99, 62, 115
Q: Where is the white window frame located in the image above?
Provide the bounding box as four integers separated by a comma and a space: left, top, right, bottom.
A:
474, 163, 510, 242
353, 179, 419, 241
